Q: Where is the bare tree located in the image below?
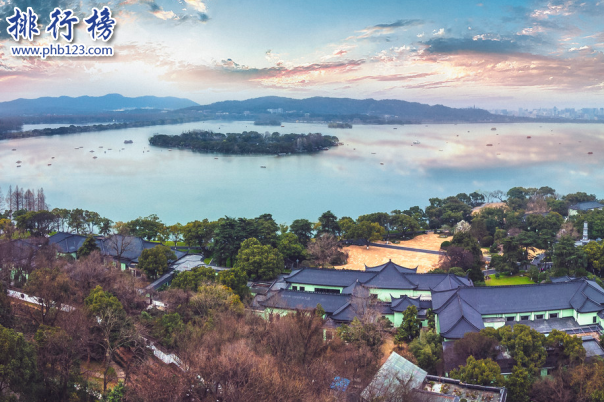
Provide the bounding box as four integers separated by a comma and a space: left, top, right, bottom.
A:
307, 233, 348, 268
490, 190, 506, 202
104, 233, 138, 271
526, 193, 549, 214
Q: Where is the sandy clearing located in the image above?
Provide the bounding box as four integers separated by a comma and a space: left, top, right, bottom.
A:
472, 202, 507, 215
334, 233, 446, 273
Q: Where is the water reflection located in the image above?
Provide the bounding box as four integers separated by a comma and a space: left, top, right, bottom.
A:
1, 121, 602, 224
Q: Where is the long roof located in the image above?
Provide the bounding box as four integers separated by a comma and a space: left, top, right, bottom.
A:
433, 279, 604, 339
284, 265, 472, 291
570, 201, 604, 211
259, 290, 350, 313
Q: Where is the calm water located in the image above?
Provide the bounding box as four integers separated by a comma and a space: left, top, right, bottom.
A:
1, 121, 603, 225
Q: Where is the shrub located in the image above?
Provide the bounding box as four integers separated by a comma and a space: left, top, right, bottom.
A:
495, 272, 500, 279
441, 240, 451, 250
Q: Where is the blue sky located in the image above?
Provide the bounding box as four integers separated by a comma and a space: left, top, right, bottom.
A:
1, 0, 603, 109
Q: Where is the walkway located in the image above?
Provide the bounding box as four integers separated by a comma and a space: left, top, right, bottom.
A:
368, 242, 444, 256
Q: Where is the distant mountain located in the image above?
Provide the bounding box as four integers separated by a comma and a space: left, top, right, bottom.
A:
185, 96, 497, 122
0, 94, 199, 116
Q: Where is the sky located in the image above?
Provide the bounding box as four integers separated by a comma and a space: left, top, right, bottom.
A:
0, 0, 603, 109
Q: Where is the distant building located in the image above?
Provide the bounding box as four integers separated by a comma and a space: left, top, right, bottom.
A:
568, 201, 604, 216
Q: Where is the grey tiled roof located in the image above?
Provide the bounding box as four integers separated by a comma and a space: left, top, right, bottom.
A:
284, 266, 472, 291
390, 295, 421, 312
259, 290, 350, 313
365, 260, 417, 273
49, 232, 90, 253
434, 279, 604, 338
284, 267, 376, 287
570, 201, 604, 211
363, 263, 418, 289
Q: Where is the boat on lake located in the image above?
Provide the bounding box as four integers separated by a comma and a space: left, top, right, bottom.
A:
413, 140, 420, 145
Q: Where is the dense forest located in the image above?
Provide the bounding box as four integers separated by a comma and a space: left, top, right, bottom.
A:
148, 130, 339, 155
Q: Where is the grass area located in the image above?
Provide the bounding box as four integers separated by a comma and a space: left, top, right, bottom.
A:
486, 275, 534, 286
204, 257, 212, 264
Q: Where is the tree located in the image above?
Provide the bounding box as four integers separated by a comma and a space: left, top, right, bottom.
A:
14, 210, 58, 236
450, 231, 484, 282
350, 220, 385, 246
439, 246, 475, 272
290, 219, 314, 246
449, 356, 504, 386
126, 214, 164, 241
409, 330, 443, 375
395, 305, 421, 344
167, 223, 183, 246
307, 233, 348, 267
317, 210, 340, 236
85, 286, 139, 393
234, 237, 284, 281
138, 245, 176, 279
545, 329, 585, 367
498, 324, 546, 376
189, 283, 244, 318
105, 233, 138, 270
25, 267, 72, 326
0, 324, 37, 399
583, 241, 604, 276
507, 365, 532, 402
277, 232, 306, 264
77, 235, 99, 258
0, 283, 13, 328
390, 213, 421, 238
552, 235, 587, 277
217, 267, 249, 300
171, 266, 216, 291
182, 219, 217, 251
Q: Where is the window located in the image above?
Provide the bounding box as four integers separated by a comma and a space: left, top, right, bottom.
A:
535, 314, 544, 320
299, 286, 305, 291
315, 287, 340, 294
520, 315, 530, 321
594, 316, 598, 324
291, 286, 298, 291
506, 316, 515, 322
550, 313, 558, 318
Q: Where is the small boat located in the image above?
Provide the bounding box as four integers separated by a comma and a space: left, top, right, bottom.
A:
51, 157, 55, 159
11, 149, 16, 151
588, 152, 594, 155
99, 146, 103, 148
371, 152, 376, 154
393, 127, 397, 129
214, 157, 218, 159
90, 150, 94, 153
496, 153, 501, 155
527, 136, 531, 139
281, 125, 284, 127
491, 128, 496, 131
168, 149, 172, 151
75, 148, 79, 150
108, 149, 112, 150
413, 140, 420, 145
93, 156, 97, 159
380, 162, 384, 165
124, 140, 133, 144
16, 160, 21, 163
260, 166, 266, 168
17, 165, 21, 167
47, 164, 52, 166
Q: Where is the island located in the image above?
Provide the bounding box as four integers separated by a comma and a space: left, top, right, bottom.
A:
253, 119, 281, 126
328, 122, 352, 128
148, 130, 339, 154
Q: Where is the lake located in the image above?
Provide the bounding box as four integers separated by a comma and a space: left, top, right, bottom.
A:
1, 121, 603, 225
